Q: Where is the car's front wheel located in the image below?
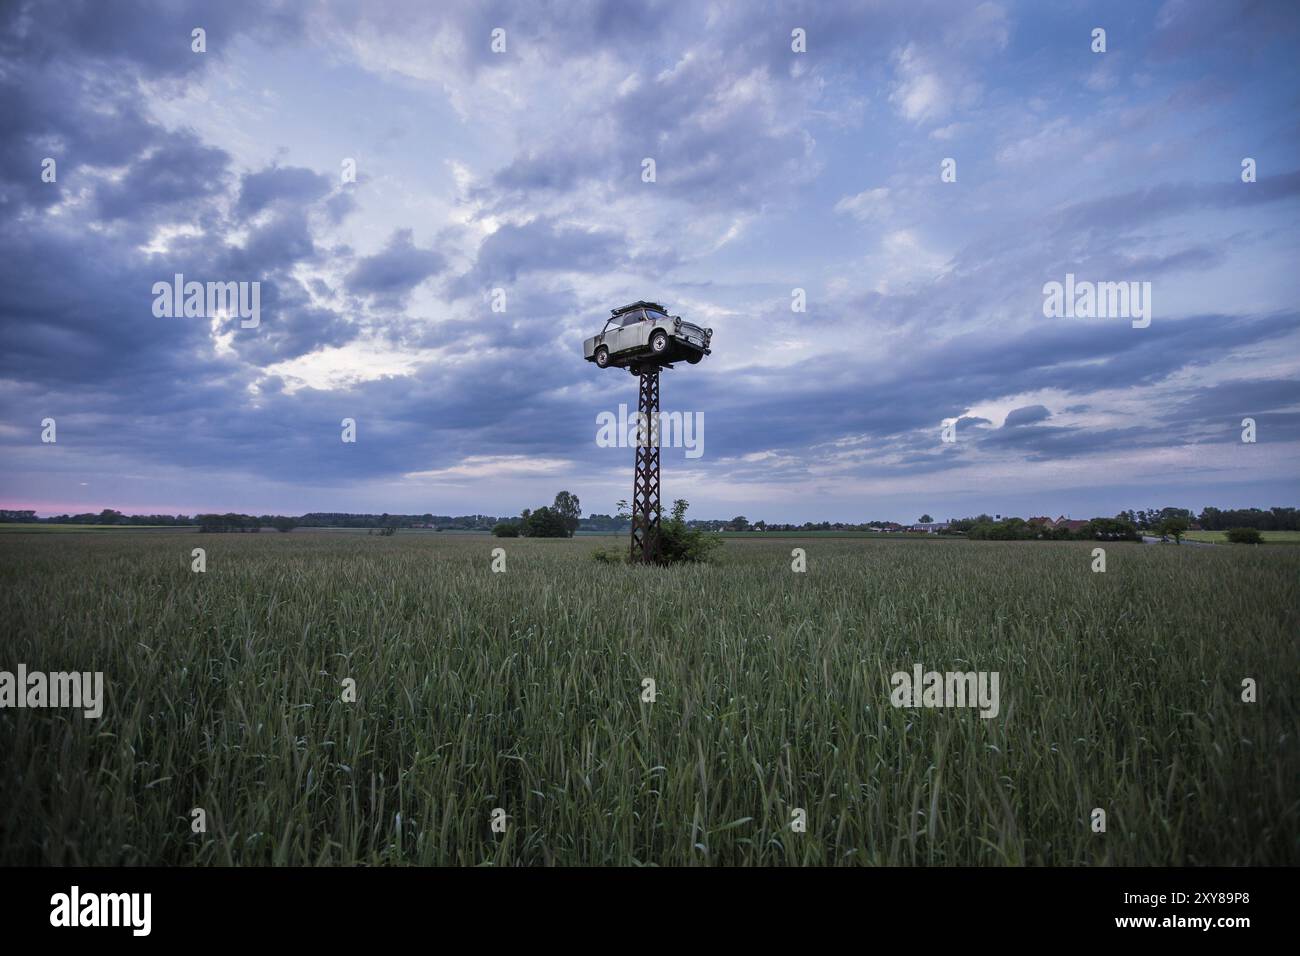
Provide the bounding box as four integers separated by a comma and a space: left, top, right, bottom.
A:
650, 330, 669, 354
595, 346, 610, 368
686, 354, 701, 364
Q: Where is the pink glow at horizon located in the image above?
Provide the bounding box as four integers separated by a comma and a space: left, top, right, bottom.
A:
3, 500, 206, 519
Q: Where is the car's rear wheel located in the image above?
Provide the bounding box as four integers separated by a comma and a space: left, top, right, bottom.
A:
686, 354, 701, 364
650, 330, 668, 354
595, 346, 610, 368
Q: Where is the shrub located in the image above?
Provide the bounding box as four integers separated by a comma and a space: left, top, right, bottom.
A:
492, 522, 521, 537
1227, 527, 1262, 545
649, 499, 722, 565
592, 499, 722, 565
968, 519, 1036, 541
1085, 517, 1140, 541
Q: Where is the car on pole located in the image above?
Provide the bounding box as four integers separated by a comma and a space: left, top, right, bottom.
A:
583, 300, 712, 374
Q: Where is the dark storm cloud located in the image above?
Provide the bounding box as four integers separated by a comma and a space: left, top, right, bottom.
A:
1002, 405, 1050, 428
231, 285, 356, 366
96, 135, 232, 223
3, 0, 303, 77
658, 311, 1300, 468
635, 304, 1298, 482
1161, 378, 1300, 445
235, 208, 323, 271
0, 0, 352, 446
1169, 378, 1300, 419
0, 223, 218, 389
1150, 0, 1300, 60
0, 0, 304, 210
970, 422, 1155, 462
449, 219, 629, 297
237, 167, 332, 217
346, 229, 445, 304
482, 54, 816, 213
1051, 171, 1300, 238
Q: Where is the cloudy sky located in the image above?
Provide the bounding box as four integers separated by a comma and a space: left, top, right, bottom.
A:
1, 0, 1297, 522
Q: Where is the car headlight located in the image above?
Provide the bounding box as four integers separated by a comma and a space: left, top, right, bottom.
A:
673, 317, 682, 330
705, 328, 713, 337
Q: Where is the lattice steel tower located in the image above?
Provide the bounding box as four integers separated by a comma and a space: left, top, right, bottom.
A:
630, 368, 661, 563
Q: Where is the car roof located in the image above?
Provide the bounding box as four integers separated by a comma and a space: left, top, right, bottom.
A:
611, 300, 668, 316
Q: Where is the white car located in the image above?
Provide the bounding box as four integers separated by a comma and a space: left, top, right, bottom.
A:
584, 301, 712, 373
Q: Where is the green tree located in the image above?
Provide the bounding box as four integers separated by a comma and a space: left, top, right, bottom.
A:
1157, 515, 1190, 544
919, 514, 933, 523
552, 491, 582, 537
523, 506, 569, 538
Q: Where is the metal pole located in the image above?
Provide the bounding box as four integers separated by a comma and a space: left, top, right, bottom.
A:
630, 368, 661, 563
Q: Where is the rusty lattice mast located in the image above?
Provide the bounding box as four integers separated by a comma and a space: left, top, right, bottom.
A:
630, 368, 661, 563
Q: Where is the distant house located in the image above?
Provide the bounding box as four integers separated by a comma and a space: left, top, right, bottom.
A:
1028, 516, 1055, 528
908, 521, 950, 533
1048, 515, 1090, 532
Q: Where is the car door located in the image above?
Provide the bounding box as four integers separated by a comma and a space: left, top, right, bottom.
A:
607, 310, 643, 354
620, 309, 649, 351
597, 316, 626, 356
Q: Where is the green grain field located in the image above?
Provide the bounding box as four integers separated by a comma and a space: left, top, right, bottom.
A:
1, 531, 1296, 866
1182, 530, 1300, 545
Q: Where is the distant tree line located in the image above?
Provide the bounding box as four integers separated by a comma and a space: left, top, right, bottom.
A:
196, 514, 298, 533
4, 504, 1296, 536
1, 509, 194, 525
1181, 507, 1298, 532
583, 512, 631, 532
948, 515, 1142, 541
296, 512, 507, 530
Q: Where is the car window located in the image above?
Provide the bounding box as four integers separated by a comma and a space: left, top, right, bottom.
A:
620, 311, 643, 326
